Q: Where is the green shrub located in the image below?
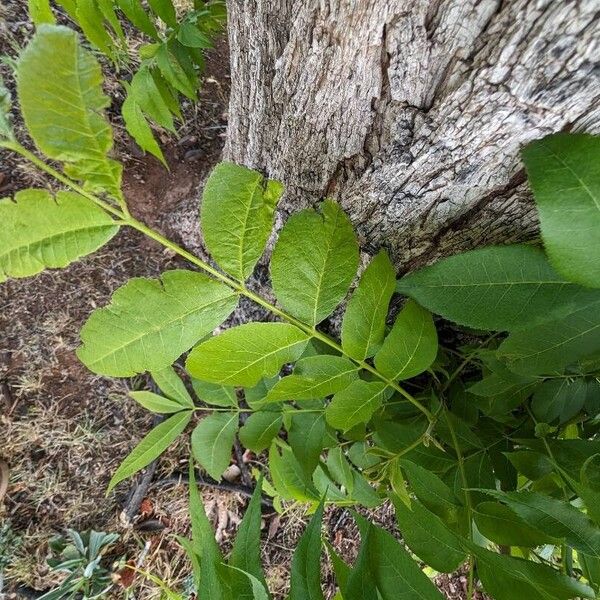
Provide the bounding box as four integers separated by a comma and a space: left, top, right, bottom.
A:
1, 24, 600, 600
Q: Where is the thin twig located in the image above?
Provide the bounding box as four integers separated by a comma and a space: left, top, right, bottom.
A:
150, 473, 273, 508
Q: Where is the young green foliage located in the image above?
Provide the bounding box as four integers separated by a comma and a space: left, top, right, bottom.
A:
3, 24, 600, 599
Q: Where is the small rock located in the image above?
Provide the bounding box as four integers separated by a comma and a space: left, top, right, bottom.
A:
222, 464, 241, 482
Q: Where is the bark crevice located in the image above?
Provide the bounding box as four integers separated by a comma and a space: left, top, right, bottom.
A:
225, 0, 600, 269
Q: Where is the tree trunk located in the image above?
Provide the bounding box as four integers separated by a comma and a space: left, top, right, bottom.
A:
224, 0, 599, 269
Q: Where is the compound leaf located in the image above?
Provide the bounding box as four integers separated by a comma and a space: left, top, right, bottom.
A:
201, 162, 283, 282
191, 412, 238, 480
269, 442, 319, 502
341, 250, 396, 360
18, 25, 123, 201
396, 245, 598, 331
186, 323, 309, 387
523, 133, 600, 288
374, 300, 437, 381
0, 190, 118, 283
271, 200, 359, 326
78, 270, 237, 377
108, 410, 192, 492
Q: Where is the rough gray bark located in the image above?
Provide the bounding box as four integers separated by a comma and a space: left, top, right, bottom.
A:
224, 0, 600, 269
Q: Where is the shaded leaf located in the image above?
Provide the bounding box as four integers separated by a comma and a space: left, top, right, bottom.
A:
486, 490, 600, 558
396, 245, 598, 331
269, 442, 319, 502
152, 367, 194, 407
289, 499, 325, 600
523, 133, 600, 288
469, 542, 594, 600
129, 391, 188, 414
392, 497, 466, 573
192, 379, 237, 407
531, 378, 588, 424
499, 298, 600, 375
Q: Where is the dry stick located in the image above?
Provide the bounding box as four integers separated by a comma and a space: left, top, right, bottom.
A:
151, 473, 273, 508
123, 414, 163, 522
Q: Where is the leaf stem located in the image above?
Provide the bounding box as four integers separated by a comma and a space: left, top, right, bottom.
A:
2, 141, 434, 423
443, 404, 475, 600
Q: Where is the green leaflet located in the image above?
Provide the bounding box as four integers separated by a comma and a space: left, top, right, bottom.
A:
287, 411, 327, 477
468, 542, 595, 600
239, 410, 282, 452
192, 379, 237, 407
201, 162, 283, 282
28, 0, 56, 25
152, 367, 194, 407
271, 199, 359, 326
129, 390, 189, 414
115, 0, 159, 39
325, 381, 387, 431
396, 245, 599, 331
504, 450, 553, 481
523, 133, 600, 288
108, 410, 192, 492
486, 490, 600, 558
0, 78, 12, 139
156, 42, 196, 99
17, 25, 123, 201
228, 477, 269, 595
345, 526, 378, 600
367, 523, 444, 600
498, 298, 600, 375
473, 501, 559, 547
374, 300, 437, 381
326, 447, 354, 493
531, 378, 588, 424
0, 190, 118, 283
269, 442, 319, 502
186, 323, 309, 387
121, 82, 167, 166
188, 462, 225, 596
265, 355, 359, 402
148, 0, 177, 25
341, 250, 396, 360
392, 497, 466, 573
289, 499, 325, 600
78, 270, 237, 377
191, 412, 238, 480
75, 0, 118, 58
399, 460, 462, 521
130, 67, 176, 132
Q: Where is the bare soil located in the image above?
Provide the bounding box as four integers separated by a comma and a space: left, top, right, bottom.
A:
0, 4, 484, 598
